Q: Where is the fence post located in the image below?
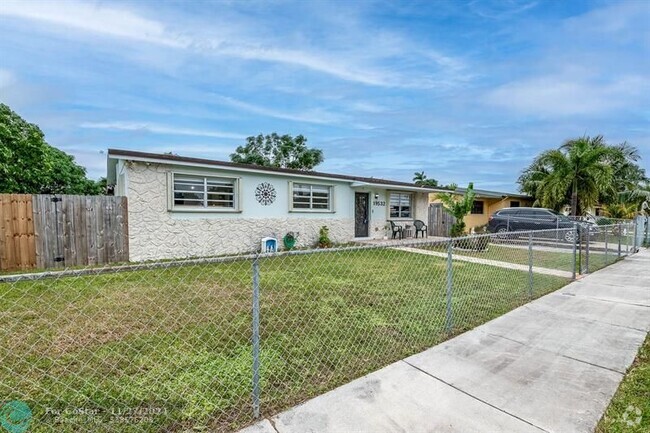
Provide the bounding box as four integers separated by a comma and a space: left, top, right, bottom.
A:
604, 227, 609, 265
528, 232, 533, 299
445, 240, 453, 333
617, 222, 622, 259
626, 223, 630, 256
633, 218, 638, 253
571, 224, 577, 279
252, 256, 261, 419
584, 227, 590, 275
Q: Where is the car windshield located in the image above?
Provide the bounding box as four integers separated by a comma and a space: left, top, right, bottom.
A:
548, 209, 571, 221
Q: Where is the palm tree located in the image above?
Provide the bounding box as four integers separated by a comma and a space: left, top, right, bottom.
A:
413, 171, 427, 185
413, 171, 439, 187
602, 142, 647, 203
523, 136, 615, 216
602, 201, 638, 219
518, 159, 550, 207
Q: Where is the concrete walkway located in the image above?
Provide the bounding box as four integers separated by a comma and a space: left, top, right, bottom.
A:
394, 246, 574, 278
239, 249, 649, 433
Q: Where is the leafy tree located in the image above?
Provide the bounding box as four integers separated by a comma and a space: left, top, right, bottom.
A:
517, 135, 645, 215
413, 171, 439, 187
602, 200, 638, 219
436, 182, 476, 236
618, 179, 650, 213
230, 133, 324, 170
0, 103, 102, 194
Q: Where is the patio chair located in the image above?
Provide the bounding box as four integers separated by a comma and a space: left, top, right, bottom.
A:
413, 219, 428, 238
388, 220, 403, 239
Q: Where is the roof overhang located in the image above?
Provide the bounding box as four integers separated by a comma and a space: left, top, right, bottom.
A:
107, 149, 451, 192
349, 181, 446, 193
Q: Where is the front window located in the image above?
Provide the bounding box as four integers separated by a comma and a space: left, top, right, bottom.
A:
471, 200, 484, 214
291, 183, 332, 211
173, 174, 237, 209
390, 192, 412, 218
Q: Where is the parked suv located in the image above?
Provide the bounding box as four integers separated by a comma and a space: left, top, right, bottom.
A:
487, 207, 580, 242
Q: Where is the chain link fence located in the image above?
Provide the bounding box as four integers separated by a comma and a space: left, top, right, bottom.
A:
0, 222, 642, 432
576, 221, 638, 275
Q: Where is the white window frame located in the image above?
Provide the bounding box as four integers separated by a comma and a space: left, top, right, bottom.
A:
289, 181, 335, 213
167, 172, 241, 213
389, 192, 412, 219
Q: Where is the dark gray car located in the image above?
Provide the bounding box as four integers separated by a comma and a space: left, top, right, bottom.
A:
487, 207, 578, 242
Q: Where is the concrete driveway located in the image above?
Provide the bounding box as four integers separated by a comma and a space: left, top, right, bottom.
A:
239, 250, 649, 433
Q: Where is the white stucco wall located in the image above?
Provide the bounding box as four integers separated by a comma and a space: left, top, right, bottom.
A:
121, 161, 429, 261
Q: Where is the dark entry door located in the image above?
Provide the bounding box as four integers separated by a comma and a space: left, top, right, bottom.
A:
355, 193, 370, 237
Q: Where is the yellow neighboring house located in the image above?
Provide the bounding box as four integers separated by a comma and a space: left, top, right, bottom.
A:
430, 188, 533, 232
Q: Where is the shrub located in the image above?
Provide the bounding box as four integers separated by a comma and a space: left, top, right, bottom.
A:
436, 182, 476, 237
596, 218, 613, 226
317, 226, 332, 248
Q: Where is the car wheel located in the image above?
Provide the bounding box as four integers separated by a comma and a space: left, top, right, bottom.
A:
564, 230, 576, 243
496, 226, 508, 238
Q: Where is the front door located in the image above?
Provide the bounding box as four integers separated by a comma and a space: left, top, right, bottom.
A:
354, 193, 370, 237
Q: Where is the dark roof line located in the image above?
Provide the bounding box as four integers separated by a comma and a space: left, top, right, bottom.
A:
107, 148, 453, 192
456, 187, 531, 199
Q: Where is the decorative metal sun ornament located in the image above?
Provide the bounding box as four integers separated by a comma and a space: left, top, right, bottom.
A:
255, 182, 276, 205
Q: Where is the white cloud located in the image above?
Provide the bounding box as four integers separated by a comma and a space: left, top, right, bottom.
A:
0, 0, 188, 47
0, 68, 15, 88
80, 122, 246, 139
212, 95, 346, 124
349, 101, 388, 113
0, 0, 466, 89
484, 74, 650, 117
469, 0, 539, 20
216, 44, 398, 87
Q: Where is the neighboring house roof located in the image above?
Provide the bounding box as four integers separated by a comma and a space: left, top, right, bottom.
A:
107, 149, 452, 193
455, 187, 532, 200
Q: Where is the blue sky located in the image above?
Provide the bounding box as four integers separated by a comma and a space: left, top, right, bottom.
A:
1, 0, 648, 192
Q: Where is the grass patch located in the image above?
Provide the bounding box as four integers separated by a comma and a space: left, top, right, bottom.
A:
1, 248, 569, 432
596, 333, 649, 433
421, 242, 616, 273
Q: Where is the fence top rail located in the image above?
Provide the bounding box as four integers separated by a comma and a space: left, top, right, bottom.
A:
0, 226, 586, 283
568, 215, 634, 223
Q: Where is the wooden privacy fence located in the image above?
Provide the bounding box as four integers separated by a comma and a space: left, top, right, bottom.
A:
0, 194, 36, 271
0, 194, 128, 271
428, 203, 456, 237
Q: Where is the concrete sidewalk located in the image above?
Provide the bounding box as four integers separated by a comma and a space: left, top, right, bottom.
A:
239, 250, 649, 433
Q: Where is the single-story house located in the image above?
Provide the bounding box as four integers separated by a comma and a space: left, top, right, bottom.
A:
107, 149, 447, 261
429, 188, 533, 232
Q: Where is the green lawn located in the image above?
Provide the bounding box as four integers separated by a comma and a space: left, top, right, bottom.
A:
596, 333, 649, 433
0, 248, 569, 432
420, 242, 615, 273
